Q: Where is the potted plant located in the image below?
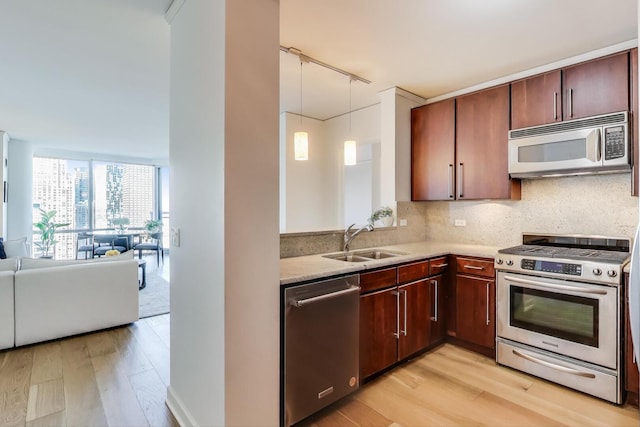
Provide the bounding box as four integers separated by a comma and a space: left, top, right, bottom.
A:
33, 209, 70, 258
112, 217, 130, 234
144, 219, 162, 233
369, 206, 394, 227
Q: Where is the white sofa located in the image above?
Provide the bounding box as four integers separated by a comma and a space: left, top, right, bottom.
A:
0, 252, 139, 349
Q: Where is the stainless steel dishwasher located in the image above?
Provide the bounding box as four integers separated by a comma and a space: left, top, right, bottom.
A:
283, 274, 360, 427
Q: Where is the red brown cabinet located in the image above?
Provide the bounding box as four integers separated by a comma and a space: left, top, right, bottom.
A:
456, 85, 519, 200
450, 256, 496, 358
511, 51, 630, 130
412, 86, 520, 201
511, 70, 562, 129
411, 99, 456, 200
359, 257, 450, 380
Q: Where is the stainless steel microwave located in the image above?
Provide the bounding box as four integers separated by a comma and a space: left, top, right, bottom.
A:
508, 111, 630, 178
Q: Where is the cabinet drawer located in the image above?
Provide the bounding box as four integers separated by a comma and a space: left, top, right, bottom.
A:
429, 256, 449, 276
397, 260, 429, 284
360, 267, 397, 293
456, 257, 494, 278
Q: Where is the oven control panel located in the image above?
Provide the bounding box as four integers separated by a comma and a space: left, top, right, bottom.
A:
520, 259, 582, 276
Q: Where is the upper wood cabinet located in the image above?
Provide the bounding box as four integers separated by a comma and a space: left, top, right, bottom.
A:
563, 52, 629, 120
511, 70, 562, 129
511, 51, 630, 129
456, 84, 520, 200
411, 99, 455, 200
412, 88, 519, 201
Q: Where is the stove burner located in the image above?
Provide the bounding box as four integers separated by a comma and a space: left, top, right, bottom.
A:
499, 242, 631, 265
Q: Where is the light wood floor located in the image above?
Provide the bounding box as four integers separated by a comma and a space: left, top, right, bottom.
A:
3, 319, 639, 427
301, 344, 640, 427
0, 314, 176, 427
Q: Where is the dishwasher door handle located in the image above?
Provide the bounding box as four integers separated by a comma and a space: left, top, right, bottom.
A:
290, 286, 360, 307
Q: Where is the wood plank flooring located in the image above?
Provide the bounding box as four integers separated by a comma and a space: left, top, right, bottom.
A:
0, 314, 177, 427
2, 315, 639, 426
301, 344, 640, 427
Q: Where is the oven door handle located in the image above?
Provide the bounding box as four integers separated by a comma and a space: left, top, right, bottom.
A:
512, 349, 596, 379
503, 275, 607, 295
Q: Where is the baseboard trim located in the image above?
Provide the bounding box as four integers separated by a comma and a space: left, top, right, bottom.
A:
166, 385, 198, 427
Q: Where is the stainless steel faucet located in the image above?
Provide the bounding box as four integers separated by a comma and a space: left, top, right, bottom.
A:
343, 223, 374, 252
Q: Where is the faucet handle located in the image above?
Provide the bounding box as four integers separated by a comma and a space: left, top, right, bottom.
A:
345, 224, 356, 234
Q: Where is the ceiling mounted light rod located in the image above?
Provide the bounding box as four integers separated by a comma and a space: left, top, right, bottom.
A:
344, 77, 357, 166
280, 46, 371, 85
294, 59, 308, 161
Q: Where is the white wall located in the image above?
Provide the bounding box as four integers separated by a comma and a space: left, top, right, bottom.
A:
281, 112, 331, 231
167, 1, 279, 425
7, 139, 33, 241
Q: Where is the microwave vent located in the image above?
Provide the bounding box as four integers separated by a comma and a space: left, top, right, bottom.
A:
509, 111, 627, 139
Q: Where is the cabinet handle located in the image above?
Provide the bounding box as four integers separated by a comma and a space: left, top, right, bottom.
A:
430, 279, 438, 322
457, 163, 464, 198
568, 88, 573, 118
432, 263, 448, 268
553, 91, 558, 120
463, 264, 484, 270
401, 289, 407, 336
392, 290, 400, 339
485, 283, 490, 326
448, 164, 454, 199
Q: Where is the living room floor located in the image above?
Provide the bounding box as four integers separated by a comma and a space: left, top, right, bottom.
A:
0, 313, 176, 426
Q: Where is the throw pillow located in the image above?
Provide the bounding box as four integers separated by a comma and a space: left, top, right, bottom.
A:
4, 237, 28, 258
0, 238, 6, 259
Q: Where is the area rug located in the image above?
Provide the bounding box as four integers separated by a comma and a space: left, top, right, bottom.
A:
139, 273, 170, 318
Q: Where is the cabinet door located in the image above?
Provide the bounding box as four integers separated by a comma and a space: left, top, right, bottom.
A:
398, 280, 430, 360
563, 52, 629, 120
456, 85, 519, 200
631, 48, 638, 197
360, 288, 398, 379
411, 99, 456, 201
455, 275, 495, 350
511, 70, 562, 129
429, 274, 447, 345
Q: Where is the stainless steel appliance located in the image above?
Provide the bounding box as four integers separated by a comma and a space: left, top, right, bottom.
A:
508, 111, 629, 178
495, 234, 630, 403
282, 275, 360, 427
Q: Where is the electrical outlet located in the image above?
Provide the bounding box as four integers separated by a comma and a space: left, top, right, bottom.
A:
454, 219, 466, 227
171, 228, 181, 247
399, 219, 408, 226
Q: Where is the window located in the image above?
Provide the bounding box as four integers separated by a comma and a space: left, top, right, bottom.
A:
32, 157, 160, 259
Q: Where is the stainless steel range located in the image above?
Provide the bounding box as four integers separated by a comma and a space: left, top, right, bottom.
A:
495, 234, 630, 404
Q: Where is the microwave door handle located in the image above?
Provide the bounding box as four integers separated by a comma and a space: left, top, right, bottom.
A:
585, 129, 601, 162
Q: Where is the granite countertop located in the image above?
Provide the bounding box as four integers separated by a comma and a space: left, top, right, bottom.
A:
280, 241, 501, 285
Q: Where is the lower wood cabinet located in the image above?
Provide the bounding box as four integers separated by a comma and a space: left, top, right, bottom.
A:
359, 257, 450, 380
450, 256, 496, 358
360, 287, 398, 379
455, 275, 495, 354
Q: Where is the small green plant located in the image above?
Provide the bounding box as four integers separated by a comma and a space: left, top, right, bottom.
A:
144, 219, 162, 232
112, 217, 130, 232
33, 209, 70, 257
369, 206, 393, 224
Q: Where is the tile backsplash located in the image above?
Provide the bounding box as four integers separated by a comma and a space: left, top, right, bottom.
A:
280, 173, 638, 258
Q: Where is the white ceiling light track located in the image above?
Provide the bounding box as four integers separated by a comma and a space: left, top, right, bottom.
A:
280, 46, 371, 85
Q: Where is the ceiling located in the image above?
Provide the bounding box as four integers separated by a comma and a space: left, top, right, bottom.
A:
0, 1, 637, 162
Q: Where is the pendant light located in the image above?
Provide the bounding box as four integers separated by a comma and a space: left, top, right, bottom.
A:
344, 77, 356, 166
294, 60, 308, 161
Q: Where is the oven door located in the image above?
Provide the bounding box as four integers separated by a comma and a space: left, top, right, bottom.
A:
497, 271, 618, 369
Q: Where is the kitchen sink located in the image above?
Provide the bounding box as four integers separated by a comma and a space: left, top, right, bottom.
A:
323, 249, 406, 262
323, 253, 370, 262
353, 250, 404, 260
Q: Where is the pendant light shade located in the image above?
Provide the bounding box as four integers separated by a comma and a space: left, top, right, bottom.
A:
294, 131, 308, 161
344, 140, 357, 165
